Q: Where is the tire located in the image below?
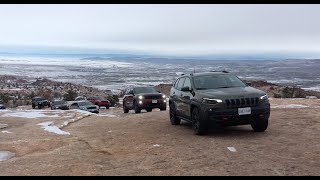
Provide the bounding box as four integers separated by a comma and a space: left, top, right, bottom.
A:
32, 104, 35, 109
160, 106, 167, 111
123, 104, 129, 113
146, 108, 152, 112
38, 105, 43, 109
251, 119, 268, 132
169, 103, 181, 125
106, 106, 110, 109
192, 108, 208, 135
134, 101, 141, 114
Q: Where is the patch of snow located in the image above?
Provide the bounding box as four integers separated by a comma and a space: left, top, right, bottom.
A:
71, 109, 94, 116
96, 113, 116, 117
63, 121, 69, 126
227, 147, 237, 152
0, 151, 15, 162
1, 111, 60, 119
1, 130, 13, 134
37, 121, 70, 135
153, 144, 161, 147
272, 104, 309, 108
108, 130, 112, 133
0, 123, 8, 126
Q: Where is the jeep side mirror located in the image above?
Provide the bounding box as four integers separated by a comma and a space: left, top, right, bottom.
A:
181, 86, 191, 92
247, 83, 252, 86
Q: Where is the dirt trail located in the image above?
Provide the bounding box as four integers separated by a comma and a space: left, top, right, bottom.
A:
0, 99, 319, 175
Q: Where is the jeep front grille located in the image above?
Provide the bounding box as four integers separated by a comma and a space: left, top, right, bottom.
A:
144, 96, 162, 100
225, 97, 259, 107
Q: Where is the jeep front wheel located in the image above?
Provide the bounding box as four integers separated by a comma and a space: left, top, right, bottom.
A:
192, 108, 208, 135
134, 101, 141, 114
123, 104, 129, 113
169, 103, 180, 125
251, 119, 268, 132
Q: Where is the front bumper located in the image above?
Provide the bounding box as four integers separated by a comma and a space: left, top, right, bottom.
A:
202, 103, 270, 126
137, 99, 167, 109
87, 109, 99, 113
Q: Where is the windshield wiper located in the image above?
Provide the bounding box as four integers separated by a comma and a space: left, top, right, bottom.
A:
196, 88, 208, 90
217, 86, 231, 89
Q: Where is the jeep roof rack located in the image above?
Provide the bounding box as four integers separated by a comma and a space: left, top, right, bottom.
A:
210, 70, 229, 73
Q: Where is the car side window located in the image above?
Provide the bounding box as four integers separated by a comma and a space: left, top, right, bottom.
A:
177, 78, 185, 90
183, 77, 191, 89
174, 79, 180, 89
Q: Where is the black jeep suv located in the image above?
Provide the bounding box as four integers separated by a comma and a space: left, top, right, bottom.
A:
32, 97, 50, 109
123, 86, 167, 113
169, 71, 270, 135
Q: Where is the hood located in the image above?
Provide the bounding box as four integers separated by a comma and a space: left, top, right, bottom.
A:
80, 105, 98, 109
197, 87, 266, 99
55, 104, 68, 107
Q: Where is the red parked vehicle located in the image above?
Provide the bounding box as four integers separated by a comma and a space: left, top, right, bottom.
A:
87, 96, 111, 109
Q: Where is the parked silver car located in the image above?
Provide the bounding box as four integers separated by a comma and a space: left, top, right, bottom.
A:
69, 101, 99, 114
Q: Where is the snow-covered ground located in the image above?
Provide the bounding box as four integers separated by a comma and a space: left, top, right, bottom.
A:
1, 111, 60, 119
0, 151, 15, 162
0, 109, 118, 136
37, 122, 70, 135
272, 104, 310, 108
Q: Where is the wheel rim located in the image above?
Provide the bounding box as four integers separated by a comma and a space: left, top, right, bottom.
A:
192, 110, 200, 131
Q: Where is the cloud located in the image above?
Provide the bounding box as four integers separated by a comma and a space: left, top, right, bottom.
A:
0, 4, 320, 56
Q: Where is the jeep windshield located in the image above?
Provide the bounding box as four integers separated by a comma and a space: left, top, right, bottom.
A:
34, 97, 45, 101
134, 87, 159, 94
54, 100, 66, 105
193, 74, 247, 90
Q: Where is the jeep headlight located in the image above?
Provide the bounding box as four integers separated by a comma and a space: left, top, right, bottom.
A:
202, 98, 223, 104
260, 94, 269, 102
162, 95, 166, 98
138, 96, 143, 100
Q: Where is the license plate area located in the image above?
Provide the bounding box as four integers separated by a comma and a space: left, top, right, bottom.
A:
152, 100, 158, 103
238, 107, 251, 115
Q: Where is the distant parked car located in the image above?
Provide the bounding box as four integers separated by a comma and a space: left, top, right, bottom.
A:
75, 96, 86, 101
87, 96, 111, 109
51, 100, 69, 110
69, 100, 99, 114
0, 104, 6, 110
32, 97, 50, 109
122, 86, 167, 113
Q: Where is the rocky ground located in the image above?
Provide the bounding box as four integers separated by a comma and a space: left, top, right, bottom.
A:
0, 98, 320, 176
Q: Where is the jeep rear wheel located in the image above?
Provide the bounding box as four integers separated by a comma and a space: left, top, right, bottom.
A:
192, 108, 208, 135
32, 104, 36, 109
251, 119, 268, 132
169, 103, 180, 125
134, 101, 141, 114
146, 108, 152, 112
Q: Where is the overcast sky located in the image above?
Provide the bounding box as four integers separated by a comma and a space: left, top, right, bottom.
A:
1, 4, 320, 56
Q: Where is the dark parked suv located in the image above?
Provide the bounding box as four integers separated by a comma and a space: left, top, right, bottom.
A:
32, 97, 50, 109
123, 86, 167, 113
169, 71, 270, 135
